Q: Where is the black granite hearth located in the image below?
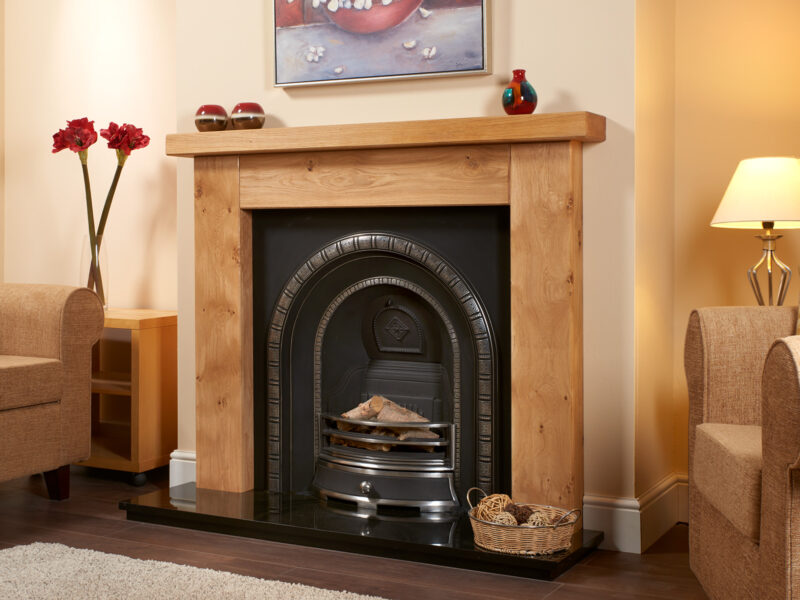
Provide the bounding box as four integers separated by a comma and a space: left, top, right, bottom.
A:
121, 484, 602, 580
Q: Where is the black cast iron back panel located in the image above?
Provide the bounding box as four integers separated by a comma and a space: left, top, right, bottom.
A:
252, 207, 511, 495
312, 275, 463, 485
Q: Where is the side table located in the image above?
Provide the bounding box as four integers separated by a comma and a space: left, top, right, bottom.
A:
75, 308, 177, 485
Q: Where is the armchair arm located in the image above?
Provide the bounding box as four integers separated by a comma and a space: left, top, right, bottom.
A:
684, 306, 797, 460
0, 283, 103, 359
759, 336, 800, 599
0, 283, 104, 463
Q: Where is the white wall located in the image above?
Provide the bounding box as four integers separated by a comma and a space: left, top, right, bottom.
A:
3, 0, 176, 310
175, 0, 638, 508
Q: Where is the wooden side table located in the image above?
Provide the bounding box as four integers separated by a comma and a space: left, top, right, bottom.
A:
75, 308, 177, 485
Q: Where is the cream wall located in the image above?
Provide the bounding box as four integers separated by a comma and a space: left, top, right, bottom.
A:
175, 0, 638, 504
3, 1, 176, 310
673, 0, 800, 472
634, 0, 676, 498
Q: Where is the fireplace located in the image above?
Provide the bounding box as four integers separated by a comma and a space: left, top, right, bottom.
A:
169, 111, 604, 518
121, 113, 606, 580
254, 210, 510, 511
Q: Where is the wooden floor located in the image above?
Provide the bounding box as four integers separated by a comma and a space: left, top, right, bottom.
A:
0, 467, 706, 599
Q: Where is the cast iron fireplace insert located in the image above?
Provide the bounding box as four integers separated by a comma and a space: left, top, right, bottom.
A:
252, 206, 512, 511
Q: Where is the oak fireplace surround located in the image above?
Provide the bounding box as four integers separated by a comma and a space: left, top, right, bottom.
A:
166, 112, 606, 518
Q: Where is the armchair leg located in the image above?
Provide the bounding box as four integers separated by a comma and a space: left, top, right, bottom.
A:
43, 465, 71, 500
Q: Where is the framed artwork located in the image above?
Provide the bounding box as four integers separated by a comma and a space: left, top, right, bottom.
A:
274, 0, 489, 87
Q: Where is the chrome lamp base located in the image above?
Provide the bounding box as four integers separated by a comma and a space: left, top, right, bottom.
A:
748, 225, 792, 306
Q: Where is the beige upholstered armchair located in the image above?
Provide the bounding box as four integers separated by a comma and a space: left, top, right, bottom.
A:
0, 283, 104, 499
685, 306, 800, 600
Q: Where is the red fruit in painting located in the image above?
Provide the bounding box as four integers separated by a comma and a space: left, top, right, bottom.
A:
324, 0, 423, 34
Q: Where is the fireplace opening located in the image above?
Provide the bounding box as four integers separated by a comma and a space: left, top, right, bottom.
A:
313, 279, 462, 511
252, 207, 511, 512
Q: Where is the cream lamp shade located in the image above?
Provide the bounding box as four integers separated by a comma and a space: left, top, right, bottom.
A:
711, 157, 800, 229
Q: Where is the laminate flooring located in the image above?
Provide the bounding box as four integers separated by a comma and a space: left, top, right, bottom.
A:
0, 467, 706, 599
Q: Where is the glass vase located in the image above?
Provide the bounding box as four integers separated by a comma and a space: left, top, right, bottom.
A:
80, 235, 109, 309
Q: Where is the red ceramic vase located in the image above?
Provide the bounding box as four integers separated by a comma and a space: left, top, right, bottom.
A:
502, 70, 538, 115
194, 105, 228, 132
324, 0, 423, 34
231, 102, 266, 130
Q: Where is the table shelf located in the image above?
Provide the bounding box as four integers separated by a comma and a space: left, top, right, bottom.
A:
76, 308, 177, 477
91, 371, 133, 396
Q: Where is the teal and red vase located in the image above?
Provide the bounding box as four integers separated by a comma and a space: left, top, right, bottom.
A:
502, 69, 537, 115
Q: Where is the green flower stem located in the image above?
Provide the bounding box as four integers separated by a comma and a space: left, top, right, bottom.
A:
95, 161, 125, 249
81, 158, 105, 305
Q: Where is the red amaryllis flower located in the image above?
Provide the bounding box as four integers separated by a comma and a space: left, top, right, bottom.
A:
51, 117, 98, 153
100, 122, 150, 156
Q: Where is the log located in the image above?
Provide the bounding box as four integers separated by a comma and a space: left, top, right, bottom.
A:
334, 395, 440, 452
394, 428, 439, 440
341, 396, 383, 420
375, 397, 427, 423
330, 435, 392, 452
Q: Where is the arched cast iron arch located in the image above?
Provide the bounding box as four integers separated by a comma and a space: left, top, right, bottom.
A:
265, 233, 498, 494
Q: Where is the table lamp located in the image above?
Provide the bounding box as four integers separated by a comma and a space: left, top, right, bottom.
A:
711, 157, 800, 305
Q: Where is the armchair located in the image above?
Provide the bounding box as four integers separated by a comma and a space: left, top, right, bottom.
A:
0, 283, 104, 499
685, 306, 800, 599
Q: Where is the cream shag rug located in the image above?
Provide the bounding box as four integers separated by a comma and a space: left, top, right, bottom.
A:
0, 543, 387, 600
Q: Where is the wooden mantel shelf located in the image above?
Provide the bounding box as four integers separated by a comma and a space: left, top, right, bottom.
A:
166, 112, 605, 157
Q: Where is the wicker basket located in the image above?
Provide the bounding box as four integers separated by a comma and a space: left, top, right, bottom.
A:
466, 488, 580, 556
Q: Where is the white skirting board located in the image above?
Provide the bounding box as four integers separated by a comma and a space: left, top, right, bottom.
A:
583, 473, 688, 553
169, 450, 197, 488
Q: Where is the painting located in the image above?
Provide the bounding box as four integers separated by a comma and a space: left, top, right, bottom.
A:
274, 0, 488, 87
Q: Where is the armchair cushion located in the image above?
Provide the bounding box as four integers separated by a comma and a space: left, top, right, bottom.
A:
694, 423, 762, 542
0, 355, 63, 411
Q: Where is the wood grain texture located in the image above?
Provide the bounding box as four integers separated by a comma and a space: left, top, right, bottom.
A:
78, 314, 177, 474
166, 112, 606, 157
134, 325, 178, 472
510, 142, 583, 514
103, 308, 177, 330
240, 145, 510, 209
194, 155, 254, 493
130, 329, 141, 467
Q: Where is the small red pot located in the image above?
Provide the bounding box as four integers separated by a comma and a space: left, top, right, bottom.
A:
231, 102, 266, 130
194, 105, 228, 132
